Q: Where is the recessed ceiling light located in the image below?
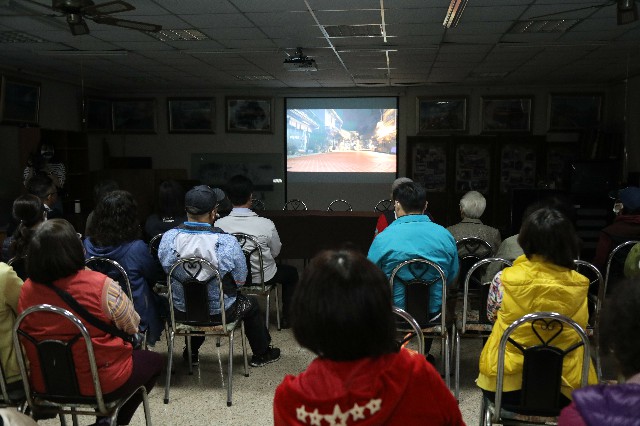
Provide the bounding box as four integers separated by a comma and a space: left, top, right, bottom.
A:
148, 29, 209, 41
324, 24, 382, 37
234, 75, 275, 81
509, 19, 581, 33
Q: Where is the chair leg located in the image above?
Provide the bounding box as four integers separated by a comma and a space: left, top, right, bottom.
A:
479, 395, 487, 426
227, 331, 234, 407
216, 337, 221, 347
454, 328, 461, 401
275, 285, 281, 331
241, 321, 249, 377
141, 387, 152, 426
265, 292, 270, 331
164, 330, 174, 404
443, 333, 450, 390
59, 413, 67, 426
71, 408, 79, 426
186, 332, 193, 375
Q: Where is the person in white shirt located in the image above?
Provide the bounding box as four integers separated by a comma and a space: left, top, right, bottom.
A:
216, 175, 298, 329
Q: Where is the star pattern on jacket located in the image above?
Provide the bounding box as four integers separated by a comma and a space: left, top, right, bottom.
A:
293, 398, 384, 424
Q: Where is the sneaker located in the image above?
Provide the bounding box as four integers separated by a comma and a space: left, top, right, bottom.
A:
250, 346, 281, 367
182, 348, 199, 365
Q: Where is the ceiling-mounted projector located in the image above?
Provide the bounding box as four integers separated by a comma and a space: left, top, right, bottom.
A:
284, 47, 317, 71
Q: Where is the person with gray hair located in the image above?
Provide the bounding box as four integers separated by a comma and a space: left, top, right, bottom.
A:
374, 177, 435, 236
447, 191, 501, 254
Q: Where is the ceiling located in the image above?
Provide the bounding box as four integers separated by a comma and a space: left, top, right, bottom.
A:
0, 0, 639, 92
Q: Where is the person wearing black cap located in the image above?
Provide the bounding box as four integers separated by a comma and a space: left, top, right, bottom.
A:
158, 185, 280, 367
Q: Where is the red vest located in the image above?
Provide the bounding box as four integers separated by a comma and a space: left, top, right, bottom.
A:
18, 269, 133, 395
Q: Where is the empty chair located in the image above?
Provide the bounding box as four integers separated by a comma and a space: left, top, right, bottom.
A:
164, 257, 248, 406
251, 198, 265, 212
374, 199, 393, 212
282, 199, 307, 211
327, 199, 352, 212
14, 304, 152, 426
480, 312, 592, 425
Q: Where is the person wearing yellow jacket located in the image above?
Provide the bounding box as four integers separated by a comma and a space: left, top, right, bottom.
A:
477, 206, 597, 407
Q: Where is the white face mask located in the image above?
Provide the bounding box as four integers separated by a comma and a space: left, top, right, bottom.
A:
613, 202, 623, 215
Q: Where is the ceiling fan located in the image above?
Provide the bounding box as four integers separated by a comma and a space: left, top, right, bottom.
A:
20, 0, 163, 35
528, 0, 638, 26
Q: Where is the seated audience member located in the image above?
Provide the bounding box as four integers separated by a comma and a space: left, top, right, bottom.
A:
216, 175, 298, 328
447, 190, 501, 254
623, 242, 640, 278
593, 186, 640, 271
274, 249, 464, 425
26, 173, 62, 220
367, 181, 458, 358
85, 179, 119, 237
144, 180, 187, 240
2, 195, 46, 264
84, 190, 166, 345
158, 185, 280, 366
558, 279, 640, 425
0, 263, 25, 400
478, 207, 597, 406
18, 219, 163, 426
23, 142, 66, 215
374, 177, 412, 236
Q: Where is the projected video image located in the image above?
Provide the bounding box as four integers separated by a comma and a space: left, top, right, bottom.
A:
286, 108, 397, 173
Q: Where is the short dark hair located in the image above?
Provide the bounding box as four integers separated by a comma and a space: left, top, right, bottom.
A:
291, 249, 398, 361
518, 206, 579, 269
226, 175, 253, 206
393, 181, 426, 213
157, 180, 184, 218
26, 219, 85, 283
90, 190, 140, 247
600, 279, 640, 378
10, 194, 45, 258
26, 174, 55, 200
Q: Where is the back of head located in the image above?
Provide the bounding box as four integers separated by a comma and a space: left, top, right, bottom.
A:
600, 279, 640, 378
26, 174, 55, 200
27, 219, 85, 283
391, 177, 413, 197
157, 180, 184, 218
226, 175, 253, 206
518, 206, 578, 269
91, 190, 140, 247
11, 194, 45, 257
393, 181, 427, 214
93, 179, 119, 204
184, 185, 217, 218
459, 191, 486, 219
291, 249, 397, 361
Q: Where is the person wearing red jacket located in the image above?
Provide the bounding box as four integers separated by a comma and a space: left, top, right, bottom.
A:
273, 249, 464, 425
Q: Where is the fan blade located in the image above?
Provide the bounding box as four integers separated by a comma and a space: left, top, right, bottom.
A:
92, 15, 162, 32
527, 1, 614, 20
82, 0, 134, 16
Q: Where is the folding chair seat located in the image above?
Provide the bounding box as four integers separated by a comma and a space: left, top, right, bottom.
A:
327, 199, 352, 211
232, 233, 281, 330
480, 312, 592, 426
452, 257, 512, 400
13, 304, 152, 426
389, 258, 451, 389
574, 259, 604, 381
164, 257, 248, 406
283, 199, 307, 211
374, 199, 393, 213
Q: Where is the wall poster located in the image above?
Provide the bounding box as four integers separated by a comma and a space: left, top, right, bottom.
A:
412, 143, 447, 192
455, 144, 490, 193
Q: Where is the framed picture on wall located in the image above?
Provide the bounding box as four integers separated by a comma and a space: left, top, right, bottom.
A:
482, 97, 532, 132
168, 97, 215, 133
409, 141, 448, 192
548, 93, 602, 130
226, 97, 273, 133
84, 97, 111, 132
417, 97, 466, 133
455, 143, 491, 193
112, 99, 157, 133
0, 77, 40, 125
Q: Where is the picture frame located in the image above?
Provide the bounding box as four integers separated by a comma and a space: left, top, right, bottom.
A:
409, 141, 448, 192
226, 96, 273, 133
548, 93, 602, 131
84, 97, 111, 132
168, 97, 215, 133
417, 97, 467, 133
0, 76, 40, 125
481, 97, 532, 132
112, 98, 156, 133
455, 143, 491, 193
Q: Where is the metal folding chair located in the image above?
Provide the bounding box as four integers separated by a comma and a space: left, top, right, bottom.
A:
574, 259, 604, 381
393, 307, 424, 355
84, 257, 133, 301
283, 199, 307, 211
374, 199, 393, 212
251, 198, 265, 212
327, 199, 353, 212
604, 240, 640, 295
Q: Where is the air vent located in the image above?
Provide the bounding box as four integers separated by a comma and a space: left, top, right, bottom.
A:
324, 24, 382, 37
0, 31, 44, 43
509, 19, 580, 33
147, 29, 209, 41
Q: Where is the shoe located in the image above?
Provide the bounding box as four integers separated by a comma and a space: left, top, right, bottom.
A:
280, 317, 290, 329
250, 346, 281, 367
182, 348, 199, 365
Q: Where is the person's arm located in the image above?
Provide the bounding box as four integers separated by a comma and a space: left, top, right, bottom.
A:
102, 278, 140, 335
268, 224, 282, 258
217, 236, 248, 287
157, 231, 178, 273
3, 265, 23, 315
374, 213, 388, 237
486, 271, 504, 323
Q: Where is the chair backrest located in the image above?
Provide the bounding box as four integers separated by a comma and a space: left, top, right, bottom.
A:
494, 312, 591, 419
393, 307, 424, 355
7, 256, 27, 281
283, 199, 307, 211
604, 240, 640, 295
232, 233, 265, 288
327, 199, 353, 212
166, 257, 226, 326
148, 233, 163, 257
13, 304, 109, 413
389, 258, 447, 329
456, 237, 494, 289
84, 257, 133, 300
574, 259, 604, 322
251, 198, 265, 212
461, 257, 512, 330
374, 199, 393, 213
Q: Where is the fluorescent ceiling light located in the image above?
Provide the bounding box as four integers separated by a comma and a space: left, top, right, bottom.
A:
443, 0, 469, 29
37, 50, 129, 56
